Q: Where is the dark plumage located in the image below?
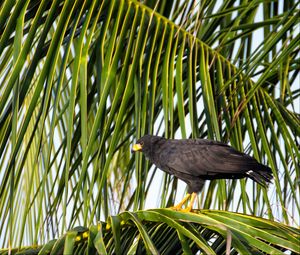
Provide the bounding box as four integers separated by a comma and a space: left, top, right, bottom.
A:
132, 135, 273, 194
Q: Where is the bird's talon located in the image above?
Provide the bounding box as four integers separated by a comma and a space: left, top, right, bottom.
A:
180, 207, 193, 213
169, 206, 182, 211
169, 206, 193, 212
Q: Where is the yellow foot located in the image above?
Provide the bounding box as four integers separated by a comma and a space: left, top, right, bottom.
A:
169, 193, 191, 210
169, 205, 181, 211
169, 206, 193, 212
169, 192, 197, 212
180, 206, 193, 213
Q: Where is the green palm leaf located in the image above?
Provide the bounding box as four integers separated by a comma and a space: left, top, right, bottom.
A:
0, 0, 299, 252
1, 210, 299, 254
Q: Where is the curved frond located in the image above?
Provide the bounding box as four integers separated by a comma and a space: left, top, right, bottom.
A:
0, 0, 299, 248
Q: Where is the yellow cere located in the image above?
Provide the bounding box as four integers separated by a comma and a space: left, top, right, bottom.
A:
132, 143, 142, 151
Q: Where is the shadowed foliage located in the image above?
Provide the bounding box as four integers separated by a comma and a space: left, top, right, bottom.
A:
1, 210, 299, 254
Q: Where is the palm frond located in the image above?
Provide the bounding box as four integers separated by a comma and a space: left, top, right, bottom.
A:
0, 0, 299, 248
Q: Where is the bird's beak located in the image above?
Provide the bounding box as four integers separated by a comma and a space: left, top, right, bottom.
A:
132, 143, 142, 152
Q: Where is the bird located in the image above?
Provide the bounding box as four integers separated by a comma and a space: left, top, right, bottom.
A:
132, 135, 273, 212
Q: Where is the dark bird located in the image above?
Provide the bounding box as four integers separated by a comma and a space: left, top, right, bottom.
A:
132, 135, 273, 212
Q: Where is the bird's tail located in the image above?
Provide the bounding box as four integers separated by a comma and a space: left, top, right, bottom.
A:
247, 165, 273, 187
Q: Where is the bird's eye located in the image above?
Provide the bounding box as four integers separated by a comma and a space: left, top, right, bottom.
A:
140, 141, 144, 146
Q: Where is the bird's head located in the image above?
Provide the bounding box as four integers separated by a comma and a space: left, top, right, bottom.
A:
131, 135, 163, 155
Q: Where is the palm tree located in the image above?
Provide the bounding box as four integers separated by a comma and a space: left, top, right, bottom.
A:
0, 0, 299, 254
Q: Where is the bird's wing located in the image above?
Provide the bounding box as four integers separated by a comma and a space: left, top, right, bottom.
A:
160, 139, 258, 177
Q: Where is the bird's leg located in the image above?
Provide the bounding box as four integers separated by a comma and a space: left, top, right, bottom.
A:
181, 192, 197, 212
170, 193, 191, 210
